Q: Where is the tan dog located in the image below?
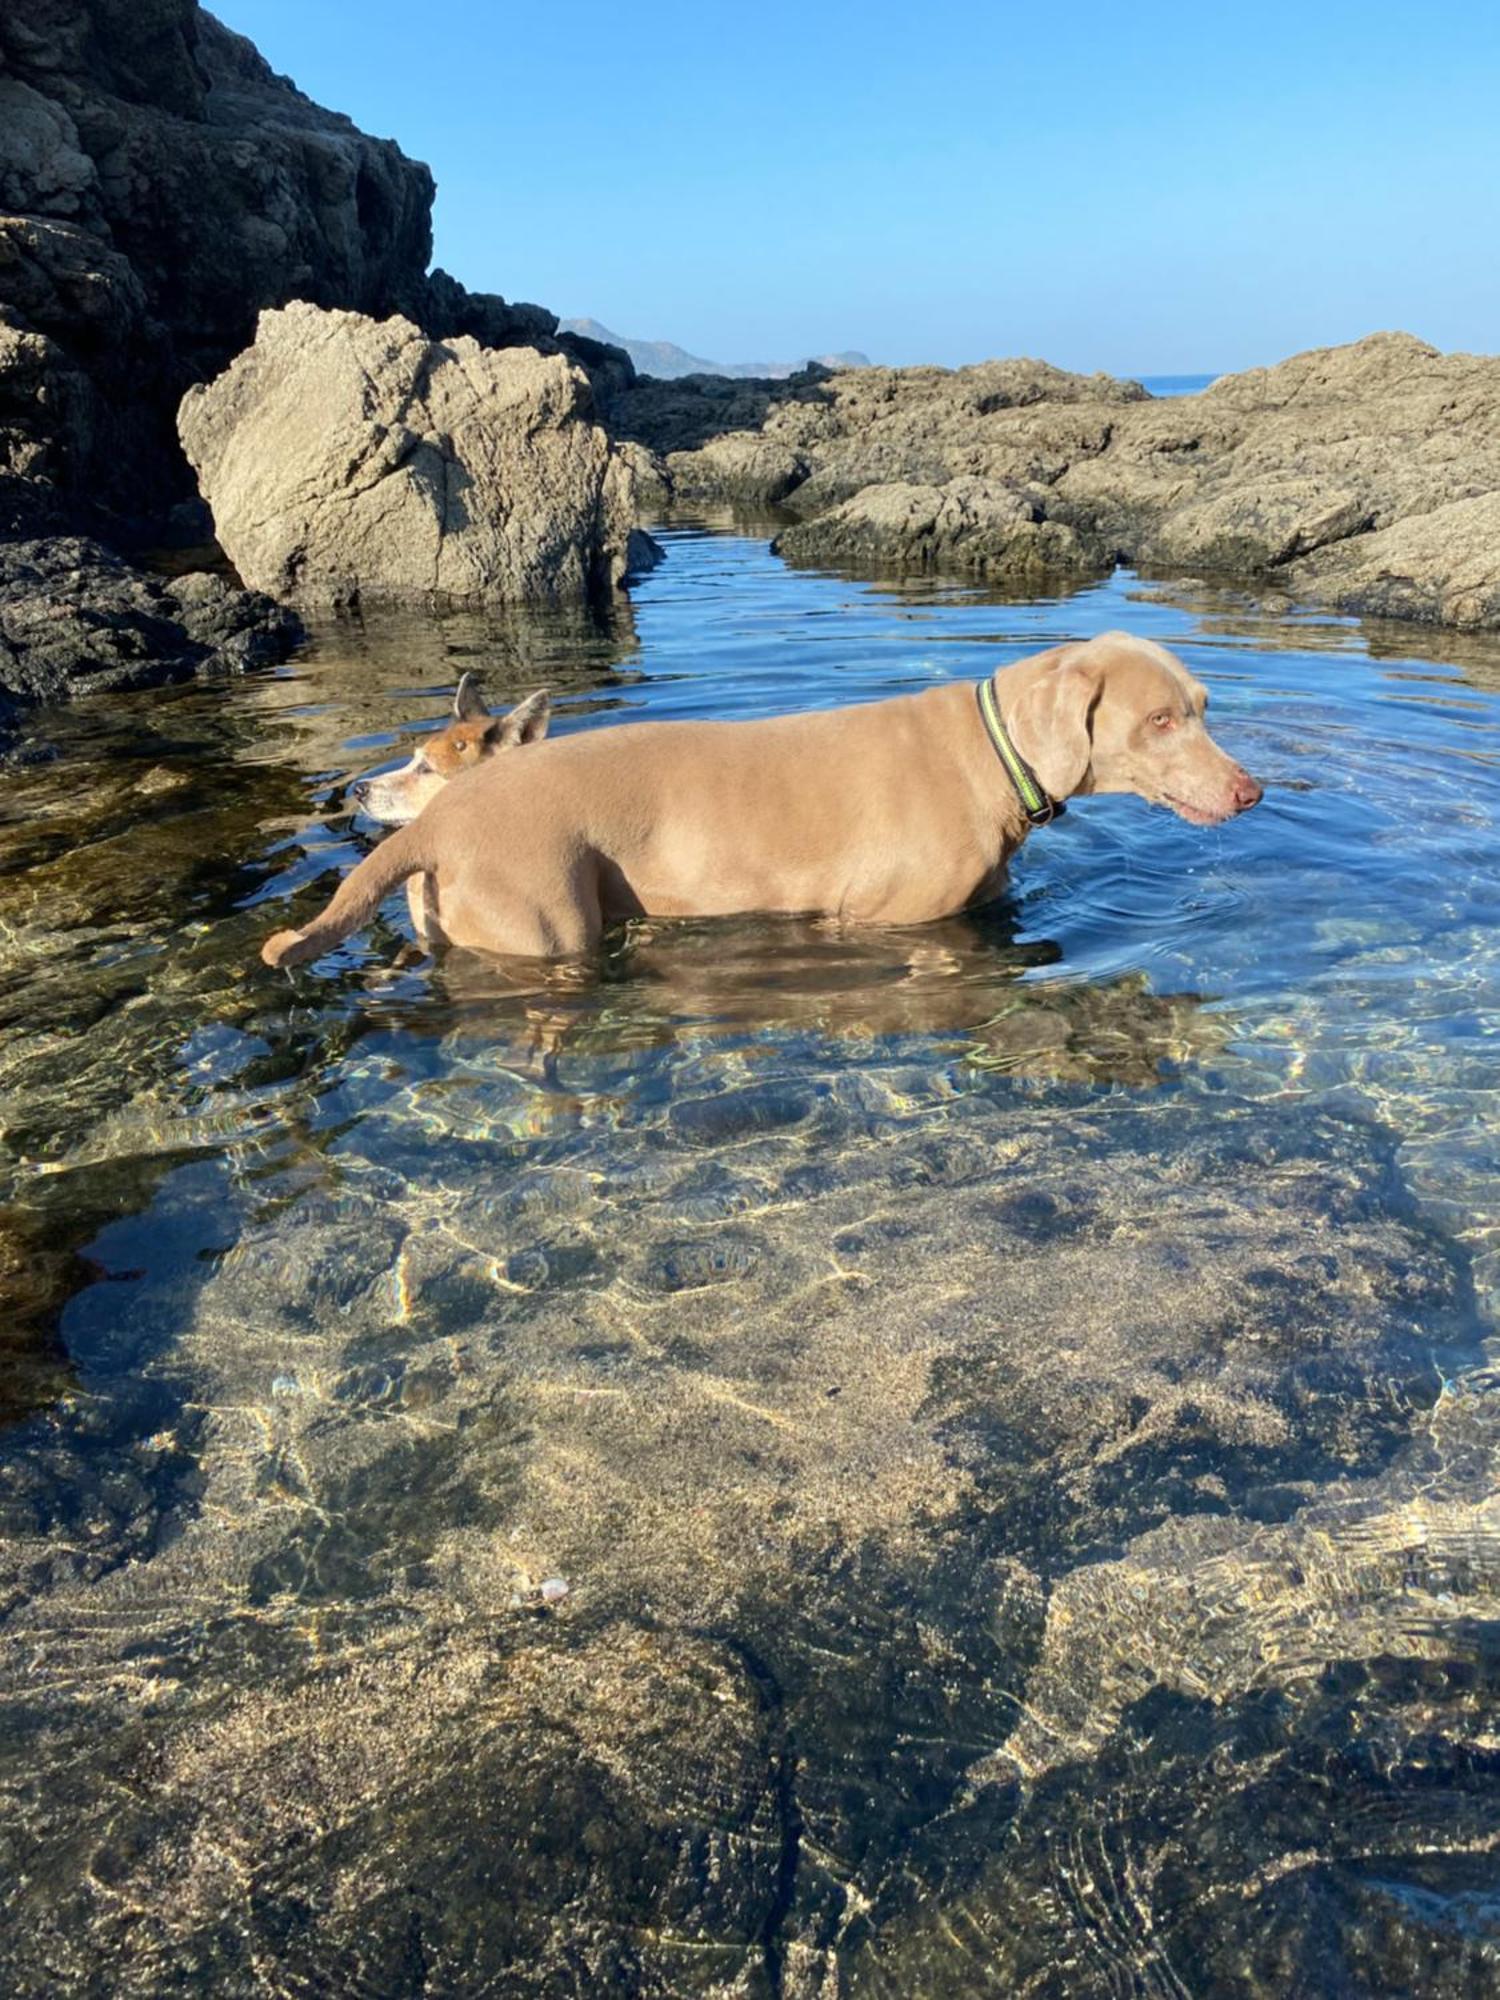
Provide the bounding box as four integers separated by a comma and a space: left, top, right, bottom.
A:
262, 632, 1262, 968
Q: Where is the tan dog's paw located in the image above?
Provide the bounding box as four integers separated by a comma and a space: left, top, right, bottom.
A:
262, 928, 311, 969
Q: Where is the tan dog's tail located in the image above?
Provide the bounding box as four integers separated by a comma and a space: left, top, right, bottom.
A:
262, 822, 428, 969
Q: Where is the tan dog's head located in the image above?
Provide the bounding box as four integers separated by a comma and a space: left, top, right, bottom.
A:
1001, 631, 1262, 824
350, 675, 551, 825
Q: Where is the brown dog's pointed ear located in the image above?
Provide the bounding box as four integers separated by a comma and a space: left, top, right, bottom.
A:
496, 688, 551, 747
1005, 653, 1098, 802
453, 671, 488, 722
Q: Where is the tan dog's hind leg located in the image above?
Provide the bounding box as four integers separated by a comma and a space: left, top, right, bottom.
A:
438, 850, 605, 960
262, 823, 427, 969
405, 874, 445, 945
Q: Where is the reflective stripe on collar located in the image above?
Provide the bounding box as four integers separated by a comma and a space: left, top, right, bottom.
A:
976, 677, 1063, 827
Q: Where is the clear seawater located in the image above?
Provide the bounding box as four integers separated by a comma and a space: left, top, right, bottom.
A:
1, 527, 1498, 1995
1138, 372, 1219, 396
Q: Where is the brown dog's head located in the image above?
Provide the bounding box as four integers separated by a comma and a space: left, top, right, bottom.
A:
350, 675, 551, 825
1000, 631, 1262, 825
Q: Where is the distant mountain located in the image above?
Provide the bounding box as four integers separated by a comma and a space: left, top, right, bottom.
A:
561, 317, 870, 381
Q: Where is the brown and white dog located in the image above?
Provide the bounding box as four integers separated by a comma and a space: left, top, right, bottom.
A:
349, 674, 551, 825
263, 633, 1262, 968
333, 672, 550, 947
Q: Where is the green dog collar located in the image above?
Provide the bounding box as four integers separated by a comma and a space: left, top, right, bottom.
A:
976, 677, 1063, 827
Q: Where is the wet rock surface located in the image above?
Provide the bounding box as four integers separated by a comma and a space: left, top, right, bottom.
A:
179, 303, 658, 608
617, 334, 1500, 630
773, 477, 1087, 581
0, 534, 300, 727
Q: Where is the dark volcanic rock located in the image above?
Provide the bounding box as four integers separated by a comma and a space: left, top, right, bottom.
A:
0, 2, 429, 521
0, 0, 642, 722
0, 535, 301, 730
0, 1, 599, 529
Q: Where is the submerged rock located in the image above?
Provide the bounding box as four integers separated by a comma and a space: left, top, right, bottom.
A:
0, 1068, 1489, 1992
179, 304, 657, 608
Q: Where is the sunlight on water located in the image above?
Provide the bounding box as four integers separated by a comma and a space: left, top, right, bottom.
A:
1, 528, 1498, 1994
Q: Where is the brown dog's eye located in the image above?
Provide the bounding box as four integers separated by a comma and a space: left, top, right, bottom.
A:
1149, 711, 1176, 731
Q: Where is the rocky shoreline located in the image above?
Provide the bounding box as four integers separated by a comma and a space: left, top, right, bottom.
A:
2, 1, 1498, 745
613, 335, 1500, 632
0, 0, 639, 735
0, 535, 299, 732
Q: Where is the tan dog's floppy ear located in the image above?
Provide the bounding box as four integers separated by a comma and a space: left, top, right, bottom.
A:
496, 688, 551, 747
1006, 653, 1098, 801
454, 671, 488, 722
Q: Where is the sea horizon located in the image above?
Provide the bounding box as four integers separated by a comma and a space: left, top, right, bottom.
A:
1136, 371, 1218, 396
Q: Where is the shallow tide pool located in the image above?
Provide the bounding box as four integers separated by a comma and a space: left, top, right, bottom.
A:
2, 526, 1498, 1995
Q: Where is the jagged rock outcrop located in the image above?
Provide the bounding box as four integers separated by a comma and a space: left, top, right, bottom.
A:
0, 534, 300, 731
0, 0, 645, 733
0, 0, 625, 531
179, 303, 657, 607
615, 333, 1500, 629
1284, 488, 1500, 629
0, 0, 429, 522
1055, 334, 1500, 597
617, 355, 1134, 494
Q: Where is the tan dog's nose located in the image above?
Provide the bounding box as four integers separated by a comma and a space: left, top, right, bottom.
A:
1231, 769, 1263, 812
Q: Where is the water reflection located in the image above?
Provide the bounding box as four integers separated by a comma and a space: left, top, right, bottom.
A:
403, 910, 1216, 1088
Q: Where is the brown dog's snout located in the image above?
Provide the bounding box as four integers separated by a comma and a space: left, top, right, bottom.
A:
350, 778, 371, 807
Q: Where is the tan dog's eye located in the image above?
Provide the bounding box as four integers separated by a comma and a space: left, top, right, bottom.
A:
1149, 711, 1176, 731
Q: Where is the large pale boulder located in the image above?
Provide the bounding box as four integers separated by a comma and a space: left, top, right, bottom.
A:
179, 303, 655, 607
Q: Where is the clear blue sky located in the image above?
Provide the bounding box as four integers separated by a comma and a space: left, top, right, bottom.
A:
222, 0, 1499, 374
